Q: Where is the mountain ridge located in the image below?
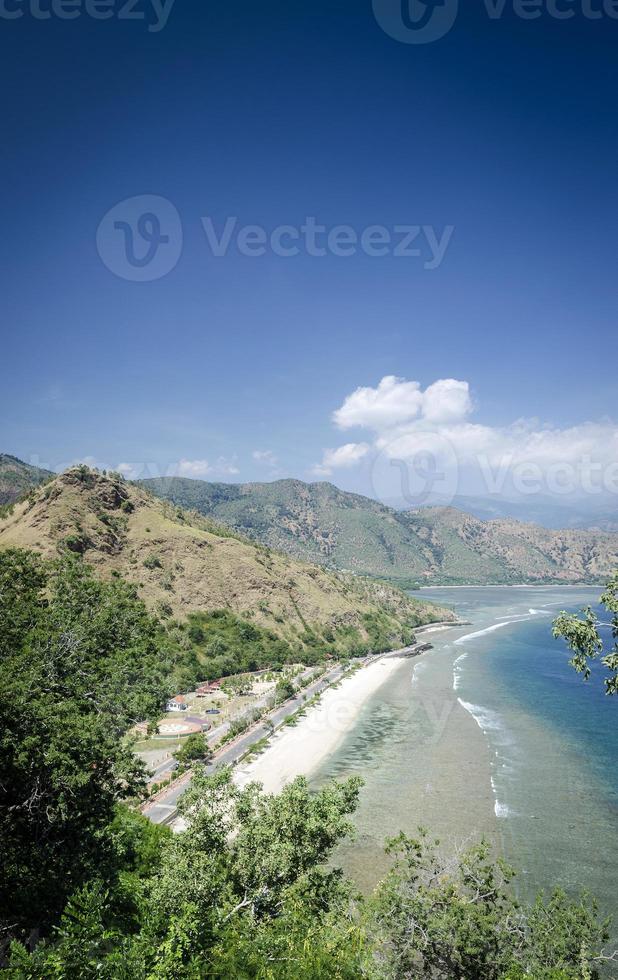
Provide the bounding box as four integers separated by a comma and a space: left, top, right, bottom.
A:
140, 476, 618, 586
2, 455, 615, 586
0, 466, 453, 657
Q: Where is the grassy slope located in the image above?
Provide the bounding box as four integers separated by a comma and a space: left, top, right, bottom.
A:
0, 469, 454, 657
141, 477, 618, 585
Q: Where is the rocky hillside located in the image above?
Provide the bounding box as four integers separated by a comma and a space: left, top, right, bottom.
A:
0, 454, 52, 505
142, 477, 618, 585
406, 507, 618, 584
0, 468, 453, 654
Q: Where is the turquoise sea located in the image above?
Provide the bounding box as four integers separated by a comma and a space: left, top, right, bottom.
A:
310, 586, 618, 935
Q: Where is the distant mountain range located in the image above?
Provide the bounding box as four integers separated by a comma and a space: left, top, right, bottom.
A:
140, 476, 618, 586
397, 492, 618, 533
1, 455, 616, 586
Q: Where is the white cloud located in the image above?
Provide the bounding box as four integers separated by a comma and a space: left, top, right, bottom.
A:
253, 449, 278, 467
175, 457, 240, 479
316, 375, 618, 499
422, 379, 472, 424
311, 442, 371, 477
333, 375, 424, 430
333, 375, 473, 430
177, 459, 212, 478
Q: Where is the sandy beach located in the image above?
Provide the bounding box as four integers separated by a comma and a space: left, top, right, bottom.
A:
233, 656, 407, 794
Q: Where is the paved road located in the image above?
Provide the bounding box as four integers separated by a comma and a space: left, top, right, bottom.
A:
142, 664, 346, 824
141, 630, 465, 825
144, 667, 319, 788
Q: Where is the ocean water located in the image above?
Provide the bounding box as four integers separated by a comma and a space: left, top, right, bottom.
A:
310, 586, 618, 932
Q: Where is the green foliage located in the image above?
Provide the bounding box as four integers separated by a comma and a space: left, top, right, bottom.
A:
0, 453, 53, 508
369, 830, 609, 979
0, 549, 172, 943
2, 547, 615, 977
143, 553, 162, 569
9, 769, 613, 979
553, 572, 618, 694
274, 676, 296, 704
61, 531, 89, 554
167, 609, 299, 687
9, 770, 368, 976
225, 706, 264, 740
175, 732, 211, 766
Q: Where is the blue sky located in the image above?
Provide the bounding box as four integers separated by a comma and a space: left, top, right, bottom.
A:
2, 0, 617, 505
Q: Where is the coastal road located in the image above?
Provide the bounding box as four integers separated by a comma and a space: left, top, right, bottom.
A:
143, 667, 320, 787
142, 662, 348, 825
141, 630, 463, 826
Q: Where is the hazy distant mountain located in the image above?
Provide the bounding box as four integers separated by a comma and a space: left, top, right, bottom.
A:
0, 453, 53, 506
412, 493, 618, 533
141, 476, 618, 586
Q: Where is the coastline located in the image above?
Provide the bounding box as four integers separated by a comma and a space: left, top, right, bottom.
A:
233, 656, 410, 794
418, 583, 601, 590
233, 620, 467, 796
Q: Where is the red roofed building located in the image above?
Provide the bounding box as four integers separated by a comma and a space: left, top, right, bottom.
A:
196, 680, 222, 696
166, 695, 188, 712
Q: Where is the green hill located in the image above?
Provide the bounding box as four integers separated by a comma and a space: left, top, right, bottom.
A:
0, 467, 453, 658
0, 453, 53, 506
141, 476, 618, 585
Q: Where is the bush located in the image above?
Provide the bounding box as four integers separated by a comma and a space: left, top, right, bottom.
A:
143, 554, 162, 570
175, 733, 211, 766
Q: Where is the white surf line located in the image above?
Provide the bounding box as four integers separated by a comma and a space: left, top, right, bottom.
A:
452, 608, 550, 689
457, 697, 513, 820
454, 618, 529, 645
452, 650, 469, 691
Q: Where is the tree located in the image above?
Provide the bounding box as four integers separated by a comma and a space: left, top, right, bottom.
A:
368, 829, 610, 980
174, 732, 211, 766
4, 549, 616, 976
9, 769, 367, 976
553, 573, 618, 695
274, 676, 296, 704
0, 550, 171, 946
8, 774, 615, 977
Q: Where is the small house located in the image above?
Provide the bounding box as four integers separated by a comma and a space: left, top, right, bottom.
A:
166, 695, 188, 712
196, 680, 223, 697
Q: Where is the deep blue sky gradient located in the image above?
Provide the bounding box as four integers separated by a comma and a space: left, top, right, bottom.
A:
2, 0, 617, 484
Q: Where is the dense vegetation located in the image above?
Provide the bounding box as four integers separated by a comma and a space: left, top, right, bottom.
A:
5, 770, 613, 977
161, 606, 412, 693
141, 475, 618, 586
0, 549, 172, 945
1, 549, 615, 976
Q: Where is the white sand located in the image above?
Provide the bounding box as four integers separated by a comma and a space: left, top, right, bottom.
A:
233, 657, 407, 794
